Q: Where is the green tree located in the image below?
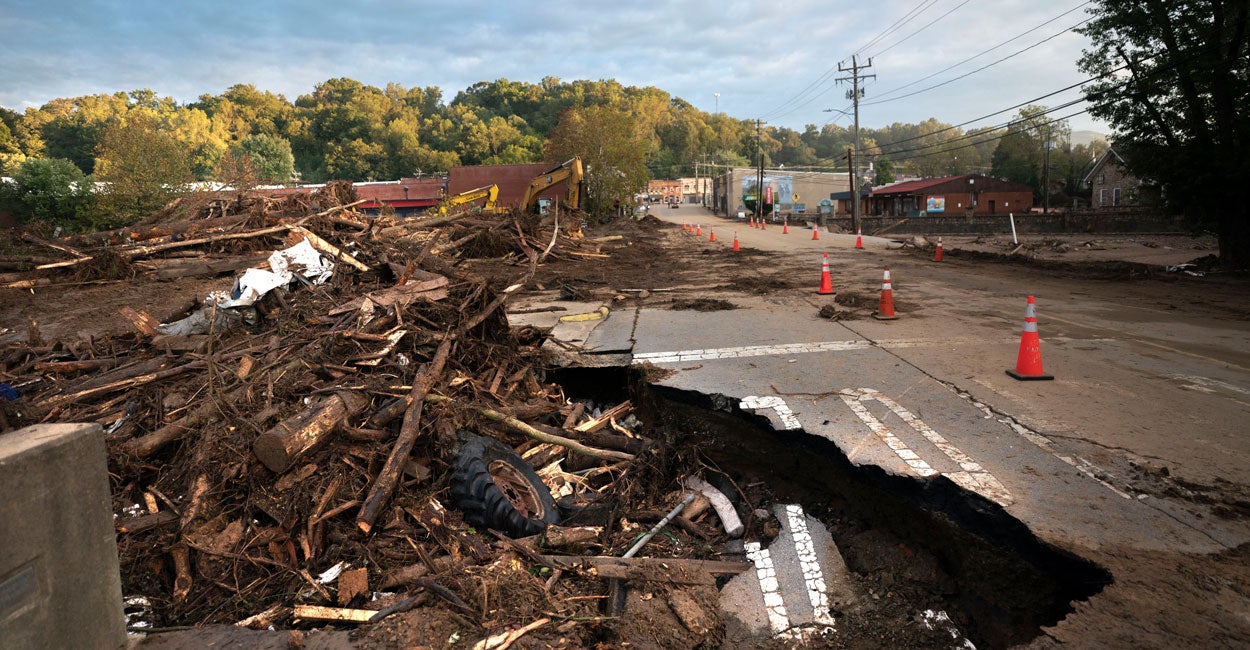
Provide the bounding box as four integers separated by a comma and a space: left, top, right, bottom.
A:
1078, 0, 1250, 267
544, 104, 648, 219
94, 112, 193, 228
232, 134, 295, 183
2, 158, 94, 229
874, 157, 896, 185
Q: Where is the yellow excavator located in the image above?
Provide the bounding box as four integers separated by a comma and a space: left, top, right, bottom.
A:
519, 157, 584, 214
434, 184, 500, 216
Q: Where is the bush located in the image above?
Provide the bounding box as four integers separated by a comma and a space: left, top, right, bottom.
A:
1, 158, 95, 231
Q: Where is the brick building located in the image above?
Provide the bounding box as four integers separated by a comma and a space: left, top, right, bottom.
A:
1083, 147, 1150, 210
867, 174, 1033, 217
646, 180, 681, 203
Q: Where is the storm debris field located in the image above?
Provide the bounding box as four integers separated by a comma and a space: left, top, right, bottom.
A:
4, 192, 1233, 648
0, 189, 740, 647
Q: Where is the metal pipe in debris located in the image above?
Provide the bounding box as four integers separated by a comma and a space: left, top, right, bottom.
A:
623, 492, 697, 558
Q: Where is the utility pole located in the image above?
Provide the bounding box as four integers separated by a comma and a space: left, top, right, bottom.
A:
1042, 129, 1053, 214
756, 119, 765, 223
693, 159, 698, 207
837, 55, 875, 234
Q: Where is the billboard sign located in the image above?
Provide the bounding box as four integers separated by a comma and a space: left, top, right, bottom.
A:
926, 195, 946, 213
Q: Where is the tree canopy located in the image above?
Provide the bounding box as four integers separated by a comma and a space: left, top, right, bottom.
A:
2, 75, 1109, 226
1078, 0, 1250, 267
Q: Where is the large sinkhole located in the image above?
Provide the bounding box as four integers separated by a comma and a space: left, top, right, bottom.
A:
547, 365, 1111, 649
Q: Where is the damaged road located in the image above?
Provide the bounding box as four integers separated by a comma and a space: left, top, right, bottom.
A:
2, 195, 1249, 648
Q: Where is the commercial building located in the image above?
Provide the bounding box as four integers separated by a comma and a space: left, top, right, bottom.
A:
867, 174, 1033, 217
711, 168, 850, 219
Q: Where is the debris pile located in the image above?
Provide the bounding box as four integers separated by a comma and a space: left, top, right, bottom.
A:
0, 190, 745, 646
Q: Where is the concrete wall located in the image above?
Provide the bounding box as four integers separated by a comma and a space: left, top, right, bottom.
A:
0, 423, 125, 650
816, 210, 1188, 235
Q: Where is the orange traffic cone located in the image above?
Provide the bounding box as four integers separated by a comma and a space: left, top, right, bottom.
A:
750, 217, 756, 229
817, 253, 834, 294
873, 266, 899, 320
733, 232, 740, 252
1007, 296, 1053, 380
782, 219, 789, 234
709, 229, 716, 242
934, 237, 944, 262
695, 224, 702, 236
811, 224, 820, 241
682, 223, 688, 232
855, 228, 863, 250
760, 217, 766, 230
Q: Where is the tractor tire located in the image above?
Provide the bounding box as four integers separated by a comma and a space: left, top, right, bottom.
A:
450, 433, 559, 538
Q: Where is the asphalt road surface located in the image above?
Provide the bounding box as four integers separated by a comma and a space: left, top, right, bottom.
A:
528, 202, 1250, 646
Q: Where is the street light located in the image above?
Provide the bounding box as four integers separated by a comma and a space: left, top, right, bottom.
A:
714, 93, 719, 115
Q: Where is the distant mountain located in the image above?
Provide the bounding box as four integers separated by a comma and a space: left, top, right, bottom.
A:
1071, 130, 1107, 147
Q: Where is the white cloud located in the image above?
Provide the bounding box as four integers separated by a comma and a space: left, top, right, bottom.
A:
0, 0, 1106, 133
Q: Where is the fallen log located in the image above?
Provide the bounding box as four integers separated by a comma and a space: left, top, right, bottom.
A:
253, 391, 369, 473
34, 358, 121, 374
42, 359, 205, 408
537, 555, 752, 581
356, 336, 453, 533
423, 395, 634, 462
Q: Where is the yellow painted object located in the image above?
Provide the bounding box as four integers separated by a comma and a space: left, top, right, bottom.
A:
558, 306, 609, 322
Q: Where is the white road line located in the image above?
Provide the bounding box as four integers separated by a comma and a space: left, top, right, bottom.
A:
840, 392, 940, 477
633, 340, 868, 364
783, 505, 837, 630
631, 336, 1109, 365
841, 388, 1013, 507
744, 541, 791, 636
739, 396, 803, 430
959, 393, 1136, 500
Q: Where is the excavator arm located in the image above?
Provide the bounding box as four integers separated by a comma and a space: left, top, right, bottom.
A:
519, 157, 584, 214
435, 184, 500, 216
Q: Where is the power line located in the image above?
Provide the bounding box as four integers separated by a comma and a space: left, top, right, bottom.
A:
868, 72, 1113, 150
853, 0, 943, 58
875, 97, 1090, 160
865, 0, 977, 59
866, 2, 1090, 103
769, 0, 944, 123
862, 16, 1094, 107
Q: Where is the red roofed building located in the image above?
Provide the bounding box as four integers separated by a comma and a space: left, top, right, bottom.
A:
448, 163, 566, 211
868, 174, 1033, 217
258, 177, 445, 218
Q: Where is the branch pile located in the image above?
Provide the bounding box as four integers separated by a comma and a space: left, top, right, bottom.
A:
0, 190, 737, 646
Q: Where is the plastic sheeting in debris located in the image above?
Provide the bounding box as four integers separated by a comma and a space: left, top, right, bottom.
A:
157, 239, 335, 336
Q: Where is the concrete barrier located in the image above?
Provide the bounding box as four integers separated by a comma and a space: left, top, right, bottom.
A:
0, 423, 125, 649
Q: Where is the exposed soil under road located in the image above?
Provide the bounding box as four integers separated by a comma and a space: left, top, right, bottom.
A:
4, 212, 1249, 648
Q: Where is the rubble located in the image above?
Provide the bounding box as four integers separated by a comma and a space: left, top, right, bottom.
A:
0, 188, 736, 646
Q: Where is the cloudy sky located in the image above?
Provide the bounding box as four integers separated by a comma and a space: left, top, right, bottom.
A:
0, 0, 1105, 134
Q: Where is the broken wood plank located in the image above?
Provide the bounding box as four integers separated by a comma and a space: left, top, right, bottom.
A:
119, 307, 160, 336
289, 225, 370, 272
115, 511, 179, 534
292, 605, 377, 623
574, 401, 633, 433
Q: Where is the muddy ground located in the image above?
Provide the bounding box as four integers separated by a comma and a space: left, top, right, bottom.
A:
2, 216, 1247, 648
